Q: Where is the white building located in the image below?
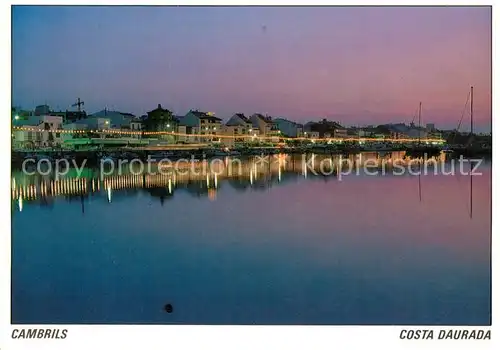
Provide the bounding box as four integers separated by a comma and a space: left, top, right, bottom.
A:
61, 116, 112, 144
90, 109, 137, 130
180, 110, 222, 143
249, 114, 273, 136
221, 113, 259, 146
130, 118, 142, 131
12, 115, 64, 149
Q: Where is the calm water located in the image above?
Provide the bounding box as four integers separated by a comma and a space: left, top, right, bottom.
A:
11, 153, 491, 324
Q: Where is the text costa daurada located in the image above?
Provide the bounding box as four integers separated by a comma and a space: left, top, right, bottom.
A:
400, 329, 490, 340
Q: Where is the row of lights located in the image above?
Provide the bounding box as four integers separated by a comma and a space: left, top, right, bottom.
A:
13, 153, 444, 205
12, 158, 289, 200
12, 125, 446, 144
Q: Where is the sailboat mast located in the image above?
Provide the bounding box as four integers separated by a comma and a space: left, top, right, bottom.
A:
470, 86, 474, 135
418, 102, 422, 146
469, 85, 474, 219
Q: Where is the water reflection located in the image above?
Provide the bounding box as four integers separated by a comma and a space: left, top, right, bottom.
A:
12, 152, 450, 209
11, 151, 491, 325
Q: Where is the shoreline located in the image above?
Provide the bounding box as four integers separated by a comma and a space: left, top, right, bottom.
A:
10, 145, 491, 168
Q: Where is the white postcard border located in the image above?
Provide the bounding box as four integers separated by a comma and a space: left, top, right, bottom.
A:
0, 1, 497, 350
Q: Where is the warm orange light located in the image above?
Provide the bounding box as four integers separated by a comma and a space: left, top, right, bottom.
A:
10, 125, 445, 143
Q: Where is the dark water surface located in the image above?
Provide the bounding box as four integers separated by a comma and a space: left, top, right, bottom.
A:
11, 153, 491, 324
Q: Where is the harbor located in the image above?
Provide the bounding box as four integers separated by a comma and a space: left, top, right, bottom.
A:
10, 5, 492, 330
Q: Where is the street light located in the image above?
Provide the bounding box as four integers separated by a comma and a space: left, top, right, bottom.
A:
14, 115, 19, 120
167, 124, 170, 128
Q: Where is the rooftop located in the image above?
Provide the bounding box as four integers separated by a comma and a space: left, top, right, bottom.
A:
251, 113, 274, 124
226, 113, 252, 126
234, 113, 250, 122
189, 110, 222, 121
147, 104, 172, 115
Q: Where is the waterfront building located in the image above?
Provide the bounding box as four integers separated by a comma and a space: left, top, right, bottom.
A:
249, 113, 280, 137
303, 119, 347, 139
12, 118, 41, 150
60, 116, 111, 145
142, 104, 179, 143
220, 126, 260, 148
145, 105, 178, 130
181, 110, 222, 143
88, 109, 142, 138
222, 113, 259, 146
12, 114, 64, 149
61, 115, 150, 149
226, 113, 254, 130
130, 118, 142, 131
382, 123, 429, 139
72, 115, 111, 131
176, 124, 189, 143
274, 118, 304, 137
90, 109, 137, 129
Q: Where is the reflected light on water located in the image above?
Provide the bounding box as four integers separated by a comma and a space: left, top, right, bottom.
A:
10, 152, 491, 325
208, 188, 217, 201
10, 152, 466, 206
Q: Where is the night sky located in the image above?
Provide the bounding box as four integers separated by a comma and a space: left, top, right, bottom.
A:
12, 6, 491, 131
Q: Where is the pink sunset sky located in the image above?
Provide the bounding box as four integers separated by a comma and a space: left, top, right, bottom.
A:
12, 6, 492, 131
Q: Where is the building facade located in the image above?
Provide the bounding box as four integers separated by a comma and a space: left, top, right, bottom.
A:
143, 104, 179, 143
274, 118, 303, 137
304, 119, 347, 139
222, 113, 259, 145
180, 110, 222, 143
12, 115, 64, 149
